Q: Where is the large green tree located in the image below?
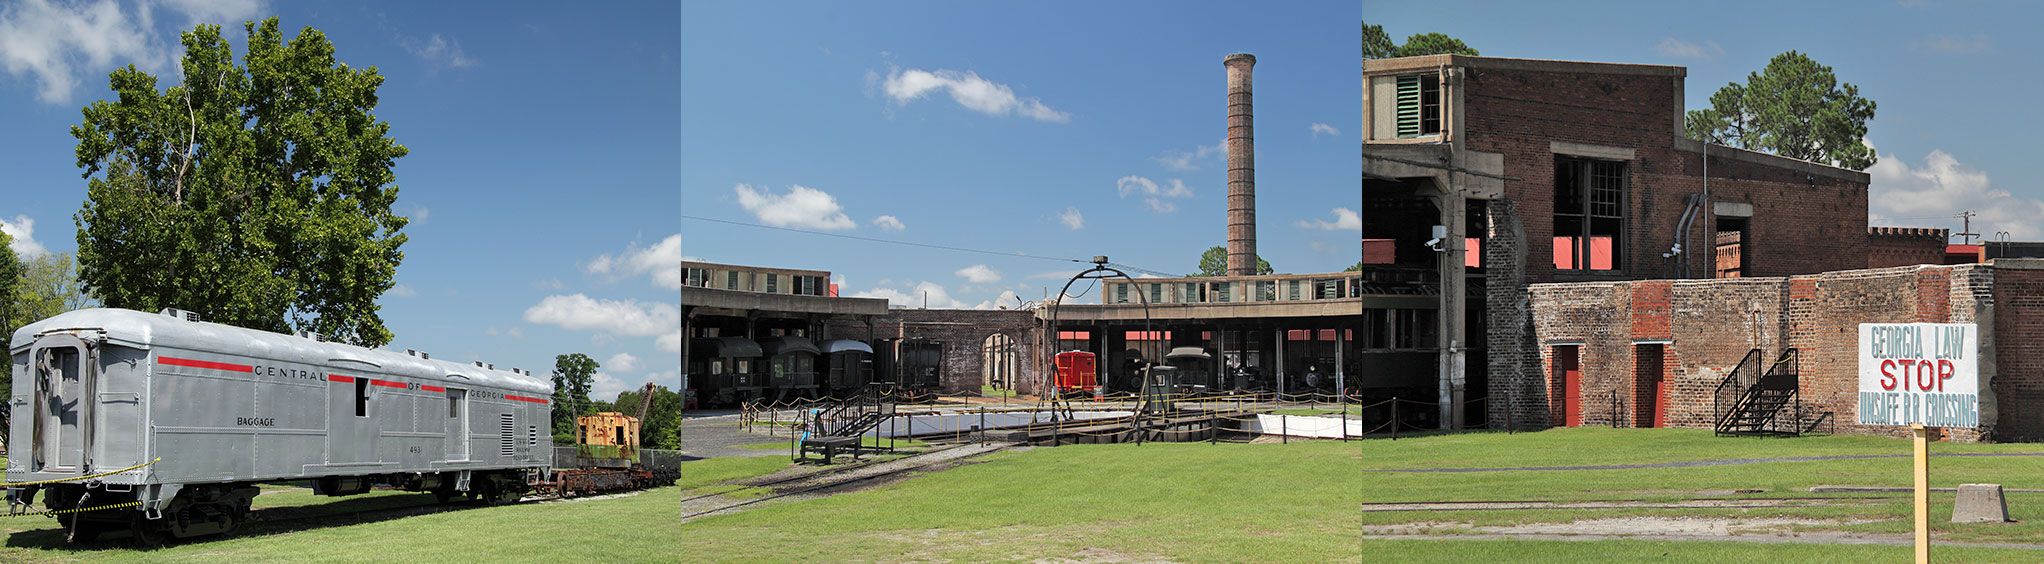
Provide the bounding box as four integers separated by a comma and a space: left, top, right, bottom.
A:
613, 385, 681, 450
1196, 246, 1273, 277
0, 232, 20, 397
551, 353, 600, 440
1363, 20, 1480, 59
1684, 51, 1877, 170
16, 252, 92, 323
71, 18, 409, 346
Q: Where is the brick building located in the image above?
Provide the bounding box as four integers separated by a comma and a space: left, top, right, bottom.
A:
1525, 260, 2044, 443
1363, 55, 1872, 428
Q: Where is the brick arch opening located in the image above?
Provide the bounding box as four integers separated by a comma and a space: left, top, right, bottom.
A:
982, 333, 1020, 391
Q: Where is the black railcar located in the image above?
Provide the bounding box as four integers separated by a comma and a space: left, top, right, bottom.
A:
758, 337, 820, 401
686, 337, 764, 406
819, 339, 874, 397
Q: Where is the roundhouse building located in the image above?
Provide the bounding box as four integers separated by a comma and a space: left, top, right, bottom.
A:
1364, 54, 1872, 429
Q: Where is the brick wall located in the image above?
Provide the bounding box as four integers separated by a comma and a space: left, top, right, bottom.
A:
1993, 266, 2044, 440
1869, 227, 1950, 269
1523, 262, 2044, 442
823, 309, 1044, 395
1460, 65, 1867, 284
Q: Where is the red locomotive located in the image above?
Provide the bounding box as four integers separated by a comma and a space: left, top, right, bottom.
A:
1053, 350, 1099, 399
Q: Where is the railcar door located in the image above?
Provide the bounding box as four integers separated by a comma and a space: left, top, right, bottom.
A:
30, 334, 97, 473
445, 388, 470, 461
326, 374, 377, 464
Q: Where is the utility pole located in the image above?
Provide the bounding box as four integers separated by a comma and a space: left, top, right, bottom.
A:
1958, 210, 1979, 245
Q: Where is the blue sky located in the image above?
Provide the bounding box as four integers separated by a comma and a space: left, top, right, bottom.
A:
0, 0, 679, 400
1368, 0, 2044, 242
681, 1, 1362, 309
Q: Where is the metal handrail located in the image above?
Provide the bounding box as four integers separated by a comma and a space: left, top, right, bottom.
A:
1712, 349, 1765, 433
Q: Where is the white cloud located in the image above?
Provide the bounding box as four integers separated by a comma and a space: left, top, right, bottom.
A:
955, 264, 1002, 284
646, 369, 680, 392
590, 372, 629, 402
881, 67, 1069, 123
536, 278, 568, 291
0, 214, 48, 257
604, 352, 642, 373
523, 294, 680, 337
734, 183, 856, 230
1868, 150, 2044, 239
1116, 175, 1193, 213
973, 290, 1022, 310
485, 326, 525, 339
872, 214, 905, 231
1310, 123, 1340, 137
1297, 208, 1363, 231
1153, 140, 1224, 171
408, 206, 430, 223
1655, 37, 1724, 60
657, 331, 681, 353
400, 33, 477, 69
587, 234, 682, 290
1057, 207, 1084, 230
388, 284, 417, 298
853, 281, 971, 309
1918, 35, 1991, 55
0, 0, 264, 103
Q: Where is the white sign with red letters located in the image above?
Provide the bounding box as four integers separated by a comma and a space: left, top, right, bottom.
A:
1858, 323, 1979, 428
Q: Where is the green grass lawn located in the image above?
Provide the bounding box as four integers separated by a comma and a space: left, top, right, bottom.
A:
0, 483, 677, 563
678, 426, 2044, 562
682, 440, 1366, 562
978, 386, 1020, 400
1270, 407, 1348, 417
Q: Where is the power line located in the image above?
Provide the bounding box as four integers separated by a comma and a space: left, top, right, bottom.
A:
682, 214, 1188, 277
684, 214, 1084, 265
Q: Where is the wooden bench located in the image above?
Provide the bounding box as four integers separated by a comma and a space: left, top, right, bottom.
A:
799, 436, 863, 463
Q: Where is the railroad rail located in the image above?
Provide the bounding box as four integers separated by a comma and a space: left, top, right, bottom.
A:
681, 443, 1010, 521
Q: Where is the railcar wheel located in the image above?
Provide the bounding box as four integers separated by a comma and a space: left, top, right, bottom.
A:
129, 514, 168, 549
433, 487, 457, 504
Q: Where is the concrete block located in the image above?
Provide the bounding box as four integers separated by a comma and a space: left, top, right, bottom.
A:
1952, 483, 2013, 523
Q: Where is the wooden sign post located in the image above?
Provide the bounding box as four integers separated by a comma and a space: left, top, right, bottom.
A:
1912, 423, 1935, 564
1859, 323, 1979, 564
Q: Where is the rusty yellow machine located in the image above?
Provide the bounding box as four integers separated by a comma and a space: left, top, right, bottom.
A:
536, 384, 674, 497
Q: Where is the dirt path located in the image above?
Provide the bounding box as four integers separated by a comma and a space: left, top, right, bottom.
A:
681, 413, 796, 459
1361, 498, 1883, 512
1369, 452, 2044, 473
1364, 515, 2044, 551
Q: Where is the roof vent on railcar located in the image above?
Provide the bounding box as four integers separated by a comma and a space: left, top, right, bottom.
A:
159, 308, 201, 322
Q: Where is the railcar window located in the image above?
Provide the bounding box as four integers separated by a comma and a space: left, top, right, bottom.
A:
448, 389, 462, 418
354, 377, 369, 417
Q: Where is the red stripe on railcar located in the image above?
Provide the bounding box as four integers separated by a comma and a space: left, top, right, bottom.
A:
157, 356, 255, 373
370, 379, 408, 389
505, 395, 549, 404
327, 374, 356, 383
420, 385, 446, 393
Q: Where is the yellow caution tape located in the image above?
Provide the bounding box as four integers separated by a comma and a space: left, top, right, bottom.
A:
5, 500, 143, 518
0, 457, 161, 488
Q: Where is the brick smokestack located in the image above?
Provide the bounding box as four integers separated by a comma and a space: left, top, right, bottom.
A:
1224, 53, 1258, 276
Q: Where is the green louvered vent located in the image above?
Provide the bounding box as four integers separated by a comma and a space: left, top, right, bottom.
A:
1395, 74, 1423, 138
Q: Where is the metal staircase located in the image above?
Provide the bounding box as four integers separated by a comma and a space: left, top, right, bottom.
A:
1714, 348, 1803, 437
799, 388, 896, 462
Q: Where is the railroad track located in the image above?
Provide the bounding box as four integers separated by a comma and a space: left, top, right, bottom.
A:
680, 442, 1010, 521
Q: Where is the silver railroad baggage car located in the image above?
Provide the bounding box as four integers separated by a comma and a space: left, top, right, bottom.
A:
6, 308, 554, 544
